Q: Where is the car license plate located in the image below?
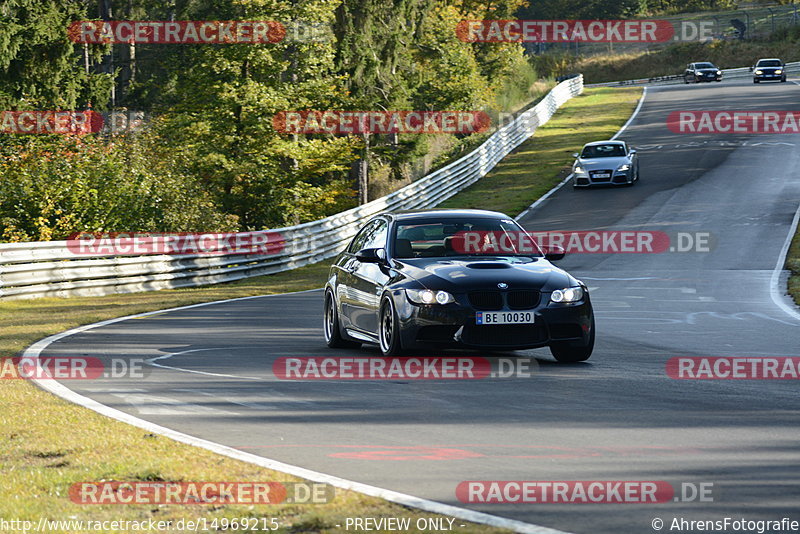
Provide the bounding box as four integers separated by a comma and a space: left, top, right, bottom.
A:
593, 173, 610, 178
476, 311, 535, 325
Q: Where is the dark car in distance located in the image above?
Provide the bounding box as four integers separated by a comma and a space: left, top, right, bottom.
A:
684, 62, 722, 83
751, 58, 786, 83
323, 209, 595, 362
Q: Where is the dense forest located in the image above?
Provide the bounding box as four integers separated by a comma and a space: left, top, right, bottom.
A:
0, 0, 769, 241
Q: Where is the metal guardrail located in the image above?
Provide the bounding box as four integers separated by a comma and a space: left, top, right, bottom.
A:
586, 61, 800, 87
0, 76, 584, 300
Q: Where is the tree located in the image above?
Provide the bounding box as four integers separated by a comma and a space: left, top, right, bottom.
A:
0, 0, 113, 110
148, 0, 360, 228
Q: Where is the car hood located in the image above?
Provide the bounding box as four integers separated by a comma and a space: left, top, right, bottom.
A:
576, 156, 629, 169
392, 257, 577, 292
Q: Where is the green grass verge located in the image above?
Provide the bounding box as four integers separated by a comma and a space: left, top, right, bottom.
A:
787, 222, 800, 307
438, 86, 643, 216
0, 263, 510, 534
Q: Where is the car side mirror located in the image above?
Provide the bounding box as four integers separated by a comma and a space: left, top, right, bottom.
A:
629, 149, 637, 155
355, 247, 386, 263
749, 66, 754, 72
572, 153, 579, 158
544, 245, 566, 261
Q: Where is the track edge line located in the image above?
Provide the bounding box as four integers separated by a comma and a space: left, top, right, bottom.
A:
24, 289, 572, 534
769, 200, 800, 322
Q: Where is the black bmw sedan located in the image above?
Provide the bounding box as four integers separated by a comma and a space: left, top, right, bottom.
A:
323, 209, 594, 362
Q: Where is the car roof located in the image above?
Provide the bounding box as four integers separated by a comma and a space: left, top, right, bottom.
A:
385, 209, 511, 222
582, 140, 625, 147
757, 58, 782, 62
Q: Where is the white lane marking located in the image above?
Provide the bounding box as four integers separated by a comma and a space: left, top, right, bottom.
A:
686, 311, 797, 326
594, 316, 684, 324
580, 276, 657, 280
172, 389, 314, 408
172, 389, 276, 409
147, 348, 263, 381
750, 142, 796, 146
769, 199, 800, 322
611, 86, 647, 140
26, 289, 569, 534
109, 392, 239, 416
635, 141, 797, 151
515, 87, 648, 220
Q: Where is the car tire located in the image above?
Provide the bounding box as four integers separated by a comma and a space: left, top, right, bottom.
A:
754, 79, 759, 84
379, 296, 403, 357
782, 76, 787, 82
550, 317, 594, 363
324, 289, 361, 349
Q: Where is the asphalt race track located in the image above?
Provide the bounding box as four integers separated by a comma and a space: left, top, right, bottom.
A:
41, 79, 800, 533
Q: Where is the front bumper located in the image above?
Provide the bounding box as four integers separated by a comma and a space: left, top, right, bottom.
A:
574, 169, 632, 187
695, 74, 721, 82
754, 73, 783, 81
392, 290, 594, 351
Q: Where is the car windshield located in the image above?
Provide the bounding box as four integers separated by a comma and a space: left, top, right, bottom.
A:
393, 218, 543, 259
757, 60, 782, 67
695, 63, 716, 69
580, 143, 626, 158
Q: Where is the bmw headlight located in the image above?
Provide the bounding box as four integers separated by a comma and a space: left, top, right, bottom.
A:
550, 287, 584, 303
616, 164, 631, 172
716, 70, 722, 75
755, 69, 763, 74
406, 288, 455, 305
574, 165, 587, 175
775, 69, 783, 74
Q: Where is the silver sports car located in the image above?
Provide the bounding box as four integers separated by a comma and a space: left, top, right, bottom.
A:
572, 140, 639, 188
